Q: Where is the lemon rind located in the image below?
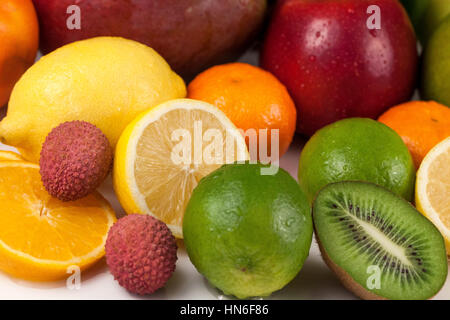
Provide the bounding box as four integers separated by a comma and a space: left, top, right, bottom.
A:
115, 98, 249, 238
416, 137, 450, 241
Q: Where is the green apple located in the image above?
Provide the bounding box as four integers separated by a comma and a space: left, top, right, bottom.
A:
421, 15, 450, 107
422, 0, 450, 43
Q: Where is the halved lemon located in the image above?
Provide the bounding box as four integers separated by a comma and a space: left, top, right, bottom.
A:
416, 137, 450, 255
0, 161, 116, 281
0, 150, 23, 161
113, 99, 249, 238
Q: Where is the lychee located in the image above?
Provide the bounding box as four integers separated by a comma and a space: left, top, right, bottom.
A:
40, 121, 113, 201
105, 214, 177, 295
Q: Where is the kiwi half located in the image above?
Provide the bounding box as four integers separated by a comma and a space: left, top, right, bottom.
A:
313, 181, 448, 300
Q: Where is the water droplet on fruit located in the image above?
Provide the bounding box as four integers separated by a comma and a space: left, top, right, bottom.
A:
309, 55, 316, 62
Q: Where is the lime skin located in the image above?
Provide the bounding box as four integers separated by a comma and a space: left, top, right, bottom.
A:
421, 15, 450, 106
183, 162, 313, 299
298, 118, 416, 204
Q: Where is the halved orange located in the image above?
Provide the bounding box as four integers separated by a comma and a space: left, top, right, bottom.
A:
0, 150, 22, 161
0, 161, 116, 281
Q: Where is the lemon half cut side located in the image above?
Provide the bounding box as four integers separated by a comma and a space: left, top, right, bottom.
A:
416, 137, 450, 255
113, 99, 249, 238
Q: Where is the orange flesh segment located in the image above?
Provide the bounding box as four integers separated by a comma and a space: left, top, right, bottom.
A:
0, 163, 113, 262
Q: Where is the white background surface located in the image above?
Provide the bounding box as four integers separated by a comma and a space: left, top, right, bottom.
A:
0, 50, 447, 300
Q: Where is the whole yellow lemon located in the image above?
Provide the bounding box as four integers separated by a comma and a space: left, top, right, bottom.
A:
0, 37, 186, 162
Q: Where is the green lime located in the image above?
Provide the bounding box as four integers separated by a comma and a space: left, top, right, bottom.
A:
183, 162, 312, 299
298, 118, 415, 204
421, 15, 450, 106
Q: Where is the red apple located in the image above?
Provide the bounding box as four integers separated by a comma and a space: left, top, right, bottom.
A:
32, 0, 267, 79
261, 0, 417, 136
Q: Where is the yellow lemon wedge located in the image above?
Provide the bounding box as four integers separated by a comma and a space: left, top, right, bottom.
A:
113, 99, 249, 238
0, 161, 116, 281
416, 137, 450, 256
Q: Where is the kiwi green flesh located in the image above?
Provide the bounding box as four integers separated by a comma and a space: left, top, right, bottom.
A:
313, 181, 448, 300
316, 238, 385, 300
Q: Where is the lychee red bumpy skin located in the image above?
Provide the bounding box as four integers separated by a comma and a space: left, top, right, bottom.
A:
39, 121, 113, 201
105, 214, 178, 295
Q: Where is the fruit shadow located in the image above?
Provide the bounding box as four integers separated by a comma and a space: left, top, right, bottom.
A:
201, 237, 358, 300
123, 249, 195, 300
270, 246, 356, 300
124, 268, 187, 300
2, 257, 108, 291
0, 107, 6, 121
98, 174, 126, 219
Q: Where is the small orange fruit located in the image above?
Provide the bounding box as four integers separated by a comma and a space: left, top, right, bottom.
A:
188, 63, 296, 158
0, 161, 116, 281
378, 101, 450, 169
0, 0, 39, 107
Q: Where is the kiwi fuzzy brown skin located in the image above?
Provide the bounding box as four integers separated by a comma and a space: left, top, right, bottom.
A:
312, 180, 448, 300
314, 181, 386, 300
316, 237, 443, 300
315, 232, 386, 300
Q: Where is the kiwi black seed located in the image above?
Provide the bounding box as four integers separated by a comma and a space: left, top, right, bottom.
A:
313, 181, 448, 300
